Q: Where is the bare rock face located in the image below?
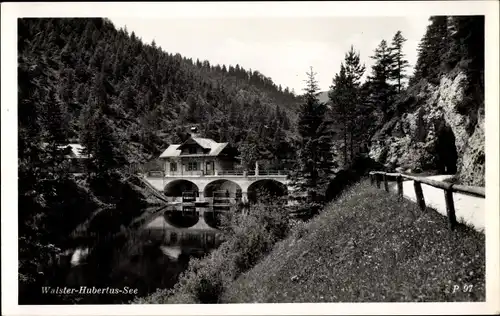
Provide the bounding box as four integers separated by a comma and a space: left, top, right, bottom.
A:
458, 107, 485, 186
368, 71, 484, 186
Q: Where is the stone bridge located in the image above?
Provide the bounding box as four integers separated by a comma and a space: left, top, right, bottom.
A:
143, 170, 290, 203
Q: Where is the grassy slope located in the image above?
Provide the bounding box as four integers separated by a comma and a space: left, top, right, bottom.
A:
221, 181, 485, 303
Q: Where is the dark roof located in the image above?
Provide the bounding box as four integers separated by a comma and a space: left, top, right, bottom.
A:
159, 136, 229, 158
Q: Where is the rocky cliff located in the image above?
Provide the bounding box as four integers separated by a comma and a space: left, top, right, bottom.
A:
368, 70, 485, 186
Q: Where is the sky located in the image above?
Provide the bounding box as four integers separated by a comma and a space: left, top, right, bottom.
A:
109, 16, 430, 93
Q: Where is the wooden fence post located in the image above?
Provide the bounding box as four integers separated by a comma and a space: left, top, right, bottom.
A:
444, 188, 457, 230
370, 174, 374, 185
376, 174, 381, 189
383, 173, 389, 192
397, 175, 403, 197
413, 181, 426, 211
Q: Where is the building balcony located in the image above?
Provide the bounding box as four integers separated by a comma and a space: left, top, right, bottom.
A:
145, 170, 288, 178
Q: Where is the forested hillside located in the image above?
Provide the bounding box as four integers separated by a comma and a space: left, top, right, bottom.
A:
17, 18, 302, 302
18, 18, 300, 171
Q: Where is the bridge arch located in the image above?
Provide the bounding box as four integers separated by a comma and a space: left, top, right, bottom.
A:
163, 209, 199, 228
248, 179, 288, 204
204, 179, 242, 197
164, 179, 199, 197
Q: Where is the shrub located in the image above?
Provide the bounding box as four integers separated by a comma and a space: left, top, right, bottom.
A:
163, 242, 234, 304
290, 219, 309, 240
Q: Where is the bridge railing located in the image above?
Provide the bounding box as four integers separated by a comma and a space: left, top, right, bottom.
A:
368, 171, 485, 231
147, 170, 164, 177
256, 170, 287, 176
217, 170, 245, 176
145, 169, 288, 177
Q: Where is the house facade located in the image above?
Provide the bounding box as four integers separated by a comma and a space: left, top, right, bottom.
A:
146, 128, 289, 203
159, 129, 239, 177
41, 143, 90, 174
62, 144, 90, 174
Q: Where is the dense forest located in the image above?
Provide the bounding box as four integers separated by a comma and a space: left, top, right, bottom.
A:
17, 16, 484, 303
17, 18, 302, 303
18, 18, 300, 170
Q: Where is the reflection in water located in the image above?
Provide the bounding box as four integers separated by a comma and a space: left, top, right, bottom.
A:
144, 205, 226, 259
159, 205, 226, 229
60, 205, 228, 303
203, 210, 224, 229
163, 210, 200, 228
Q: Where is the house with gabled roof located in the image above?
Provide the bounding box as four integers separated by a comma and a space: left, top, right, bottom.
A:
57, 143, 91, 159
40, 143, 90, 174
145, 127, 289, 204
159, 127, 240, 176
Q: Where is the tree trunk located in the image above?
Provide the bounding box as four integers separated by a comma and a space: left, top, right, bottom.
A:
349, 128, 354, 162
398, 57, 402, 93
343, 120, 348, 166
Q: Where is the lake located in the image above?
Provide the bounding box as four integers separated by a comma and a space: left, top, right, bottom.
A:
54, 204, 228, 304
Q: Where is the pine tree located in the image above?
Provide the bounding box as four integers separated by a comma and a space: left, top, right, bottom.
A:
329, 46, 366, 165
343, 46, 366, 160
411, 16, 449, 85
293, 67, 334, 205
81, 100, 126, 182
368, 39, 396, 119
18, 55, 45, 192
238, 141, 259, 170
18, 54, 68, 294
329, 64, 349, 166
43, 89, 70, 146
43, 88, 71, 178
389, 31, 410, 93
446, 16, 484, 81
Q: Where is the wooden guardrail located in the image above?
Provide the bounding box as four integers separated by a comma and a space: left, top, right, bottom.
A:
368, 171, 485, 230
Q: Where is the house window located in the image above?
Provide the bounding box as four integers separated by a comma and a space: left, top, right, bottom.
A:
187, 162, 198, 171
170, 162, 177, 172
189, 147, 197, 154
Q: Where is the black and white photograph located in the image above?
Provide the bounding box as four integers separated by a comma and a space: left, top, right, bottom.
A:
1, 1, 499, 315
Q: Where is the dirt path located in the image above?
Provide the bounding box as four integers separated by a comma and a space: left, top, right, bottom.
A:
393, 175, 485, 231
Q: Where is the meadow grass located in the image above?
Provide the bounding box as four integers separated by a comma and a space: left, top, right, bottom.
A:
221, 180, 485, 303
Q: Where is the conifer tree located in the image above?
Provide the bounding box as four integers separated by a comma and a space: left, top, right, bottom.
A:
343, 46, 366, 160
329, 64, 349, 166
293, 67, 334, 205
411, 16, 448, 85
389, 31, 409, 93
329, 46, 366, 165
367, 39, 396, 119
43, 88, 71, 178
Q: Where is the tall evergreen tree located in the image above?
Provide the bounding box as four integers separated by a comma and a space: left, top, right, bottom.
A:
329, 46, 366, 165
411, 16, 449, 85
329, 64, 349, 166
367, 39, 396, 119
389, 31, 410, 93
292, 67, 334, 205
343, 46, 366, 160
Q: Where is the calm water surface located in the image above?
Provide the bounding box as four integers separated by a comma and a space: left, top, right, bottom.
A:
60, 205, 228, 303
